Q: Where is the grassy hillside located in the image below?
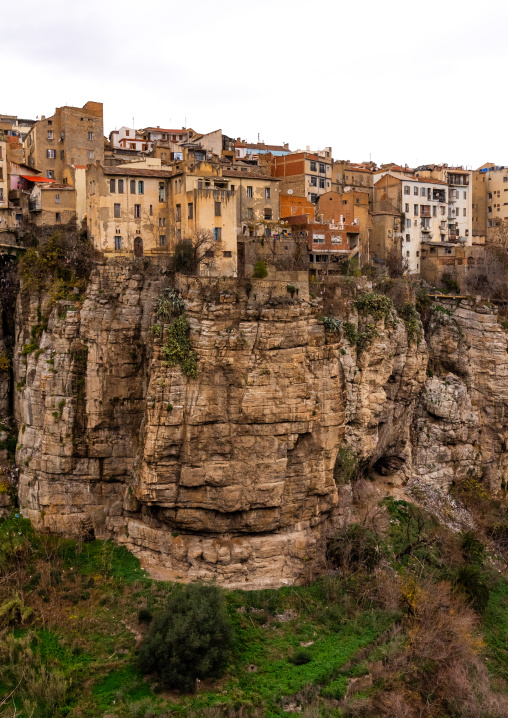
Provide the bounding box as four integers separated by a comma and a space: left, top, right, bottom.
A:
1, 493, 508, 717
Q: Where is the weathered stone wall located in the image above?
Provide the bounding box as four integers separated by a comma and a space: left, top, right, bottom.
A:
12, 263, 508, 588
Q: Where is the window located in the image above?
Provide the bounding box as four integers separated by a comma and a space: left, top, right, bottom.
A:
55, 194, 60, 204
130, 180, 136, 194
414, 205, 419, 216
159, 235, 166, 246
414, 186, 418, 195
463, 191, 467, 199
88, 132, 94, 141
159, 182, 165, 201
230, 184, 235, 192
47, 170, 54, 178
110, 179, 116, 193
319, 163, 325, 173
265, 187, 271, 199
198, 179, 203, 189
310, 161, 317, 171
404, 186, 410, 195
176, 204, 181, 221
47, 149, 56, 159
310, 176, 317, 186
406, 234, 410, 242
504, 177, 508, 183
433, 206, 437, 217
48, 120, 52, 125
407, 251, 410, 257
205, 249, 214, 258
405, 218, 411, 228
213, 227, 222, 241
215, 201, 222, 216
420, 187, 426, 196
118, 179, 124, 194
416, 251, 419, 257
463, 208, 466, 216
176, 229, 181, 241
149, 205, 153, 215
188, 203, 193, 219
223, 251, 232, 257
319, 178, 325, 188
310, 193, 317, 203
138, 181, 144, 194
134, 204, 141, 218
441, 206, 445, 216
60, 150, 65, 160
114, 236, 122, 250
264, 208, 272, 220
247, 186, 253, 198
47, 131, 53, 140
159, 217, 166, 226
247, 207, 254, 219
114, 203, 121, 218
55, 212, 61, 223
404, 203, 409, 213
89, 150, 94, 159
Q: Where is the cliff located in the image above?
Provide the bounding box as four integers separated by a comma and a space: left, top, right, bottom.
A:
9, 262, 508, 588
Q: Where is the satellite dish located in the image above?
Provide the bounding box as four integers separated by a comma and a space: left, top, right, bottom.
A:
287, 189, 293, 194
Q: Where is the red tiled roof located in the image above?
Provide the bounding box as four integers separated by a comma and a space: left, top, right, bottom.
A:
73, 164, 87, 169
20, 175, 55, 183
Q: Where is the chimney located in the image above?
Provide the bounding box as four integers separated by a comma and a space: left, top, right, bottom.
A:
41, 115, 45, 120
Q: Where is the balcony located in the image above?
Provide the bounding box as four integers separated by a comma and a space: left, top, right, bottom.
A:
29, 200, 41, 211
420, 207, 431, 218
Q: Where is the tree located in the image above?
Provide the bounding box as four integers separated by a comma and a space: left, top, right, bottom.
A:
138, 583, 234, 692
465, 246, 508, 301
171, 229, 224, 276
385, 245, 408, 278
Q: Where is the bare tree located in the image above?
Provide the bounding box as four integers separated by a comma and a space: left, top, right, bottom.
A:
465, 246, 508, 301
172, 229, 223, 275
385, 246, 408, 278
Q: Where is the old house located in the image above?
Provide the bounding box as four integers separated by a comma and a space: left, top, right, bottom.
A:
272, 150, 333, 203
473, 163, 508, 245
279, 194, 315, 222
24, 101, 104, 183
86, 161, 172, 258
29, 181, 76, 227
315, 190, 370, 262
331, 160, 375, 208
414, 165, 472, 243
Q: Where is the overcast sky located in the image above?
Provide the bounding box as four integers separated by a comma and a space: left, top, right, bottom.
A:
2, 0, 505, 169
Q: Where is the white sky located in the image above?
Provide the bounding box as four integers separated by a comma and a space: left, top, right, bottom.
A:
2, 0, 506, 169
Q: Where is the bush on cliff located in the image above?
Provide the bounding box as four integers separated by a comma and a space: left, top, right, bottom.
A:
252, 261, 268, 279
138, 582, 234, 692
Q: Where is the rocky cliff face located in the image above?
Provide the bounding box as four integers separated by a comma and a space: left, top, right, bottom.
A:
10, 261, 508, 588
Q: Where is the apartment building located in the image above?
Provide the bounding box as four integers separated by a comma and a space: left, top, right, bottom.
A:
415, 165, 472, 243
139, 127, 191, 143
473, 163, 508, 242
168, 163, 237, 276
110, 127, 151, 152
272, 151, 333, 203
86, 161, 172, 258
373, 171, 452, 273
24, 101, 104, 183
0, 114, 35, 141
332, 160, 375, 207
219, 165, 280, 231
315, 190, 370, 262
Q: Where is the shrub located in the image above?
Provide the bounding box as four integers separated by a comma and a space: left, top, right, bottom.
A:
333, 446, 360, 484
138, 583, 234, 692
162, 315, 198, 378
252, 261, 268, 279
442, 272, 461, 294
321, 316, 341, 333
398, 303, 420, 343
454, 566, 490, 614
288, 649, 312, 665
0, 352, 10, 372
157, 289, 184, 320
137, 607, 153, 624
327, 523, 381, 574
354, 292, 393, 321
172, 240, 198, 274
343, 322, 357, 346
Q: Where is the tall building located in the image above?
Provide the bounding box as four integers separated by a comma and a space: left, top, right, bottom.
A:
472, 163, 508, 243
24, 101, 104, 183
272, 149, 333, 203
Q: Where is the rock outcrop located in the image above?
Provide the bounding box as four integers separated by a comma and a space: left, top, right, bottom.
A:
10, 262, 508, 588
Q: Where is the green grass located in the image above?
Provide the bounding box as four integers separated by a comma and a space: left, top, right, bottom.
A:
484, 580, 508, 682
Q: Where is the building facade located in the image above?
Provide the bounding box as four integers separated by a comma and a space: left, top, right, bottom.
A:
24, 101, 104, 183
272, 152, 333, 203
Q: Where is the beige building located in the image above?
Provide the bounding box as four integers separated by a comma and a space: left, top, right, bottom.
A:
168, 162, 237, 275
24, 101, 104, 183
29, 182, 76, 227
332, 160, 375, 208
473, 163, 508, 243
86, 161, 172, 258
414, 165, 472, 242
272, 151, 333, 203
0, 140, 8, 230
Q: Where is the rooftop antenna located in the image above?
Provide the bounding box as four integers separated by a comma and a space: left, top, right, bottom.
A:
132, 117, 135, 128
185, 116, 187, 127
258, 132, 260, 142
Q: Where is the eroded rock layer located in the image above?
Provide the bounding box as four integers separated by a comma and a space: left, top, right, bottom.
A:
12, 262, 508, 588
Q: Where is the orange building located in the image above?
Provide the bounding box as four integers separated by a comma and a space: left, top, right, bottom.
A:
280, 193, 315, 222
315, 191, 370, 261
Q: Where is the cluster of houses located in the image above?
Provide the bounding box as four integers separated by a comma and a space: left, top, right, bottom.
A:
0, 100, 501, 282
